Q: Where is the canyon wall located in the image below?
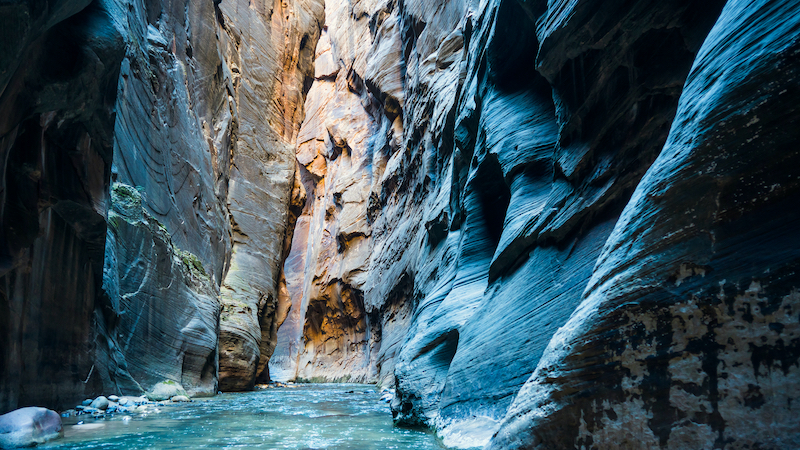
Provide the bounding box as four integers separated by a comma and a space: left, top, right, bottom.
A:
488, 0, 800, 447
0, 0, 125, 413
2, 0, 799, 447
273, 0, 800, 448
0, 0, 322, 412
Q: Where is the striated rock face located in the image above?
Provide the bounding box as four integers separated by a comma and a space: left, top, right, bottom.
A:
99, 183, 219, 397
406, 0, 728, 439
2, 1, 799, 449
488, 0, 800, 447
270, 0, 411, 385
97, 0, 323, 396
214, 0, 323, 391
274, 0, 800, 447
94, 0, 230, 398
1, 0, 323, 411
0, 0, 125, 412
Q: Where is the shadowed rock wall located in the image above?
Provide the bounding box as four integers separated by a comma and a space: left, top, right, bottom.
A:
0, 0, 323, 412
488, 0, 800, 447
273, 0, 800, 448
0, 0, 125, 413
94, 0, 231, 398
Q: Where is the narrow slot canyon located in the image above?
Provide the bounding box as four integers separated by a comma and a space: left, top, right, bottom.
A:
1, 0, 800, 449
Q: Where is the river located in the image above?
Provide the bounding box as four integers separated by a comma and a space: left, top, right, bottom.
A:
41, 384, 445, 449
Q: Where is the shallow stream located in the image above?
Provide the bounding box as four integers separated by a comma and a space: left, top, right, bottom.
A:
42, 384, 444, 449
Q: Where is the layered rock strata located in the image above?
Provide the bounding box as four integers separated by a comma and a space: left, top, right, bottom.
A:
0, 0, 125, 412
273, 0, 800, 448
1, 0, 322, 412
95, 0, 231, 398
488, 0, 800, 447
99, 182, 219, 397
214, 0, 323, 391
97, 0, 324, 395
271, 0, 410, 385
2, 1, 799, 448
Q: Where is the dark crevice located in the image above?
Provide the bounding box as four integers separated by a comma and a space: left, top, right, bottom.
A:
472, 155, 511, 246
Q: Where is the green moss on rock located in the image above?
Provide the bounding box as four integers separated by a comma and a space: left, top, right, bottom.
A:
177, 248, 207, 279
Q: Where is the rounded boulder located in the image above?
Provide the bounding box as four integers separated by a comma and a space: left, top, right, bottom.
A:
0, 407, 62, 448
90, 396, 110, 411
146, 381, 188, 402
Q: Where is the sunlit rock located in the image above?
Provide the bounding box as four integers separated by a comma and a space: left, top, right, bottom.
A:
146, 381, 188, 402
212, 0, 325, 391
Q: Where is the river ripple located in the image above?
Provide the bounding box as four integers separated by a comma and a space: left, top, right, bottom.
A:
41, 384, 444, 450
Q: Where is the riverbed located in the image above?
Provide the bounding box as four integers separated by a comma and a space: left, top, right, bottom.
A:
42, 384, 445, 449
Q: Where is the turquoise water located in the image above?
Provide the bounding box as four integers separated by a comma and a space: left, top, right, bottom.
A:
42, 384, 444, 449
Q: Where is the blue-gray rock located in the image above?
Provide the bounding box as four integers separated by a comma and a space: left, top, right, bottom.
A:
269, 0, 800, 447
0, 407, 62, 448
270, 0, 725, 441
92, 0, 324, 395
488, 0, 800, 448
89, 396, 109, 411
0, 0, 325, 411
2, 1, 799, 449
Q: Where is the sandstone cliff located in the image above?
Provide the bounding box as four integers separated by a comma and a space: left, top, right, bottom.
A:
1, 0, 125, 412
2, 0, 800, 448
1, 0, 322, 411
489, 1, 800, 447
272, 0, 800, 448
